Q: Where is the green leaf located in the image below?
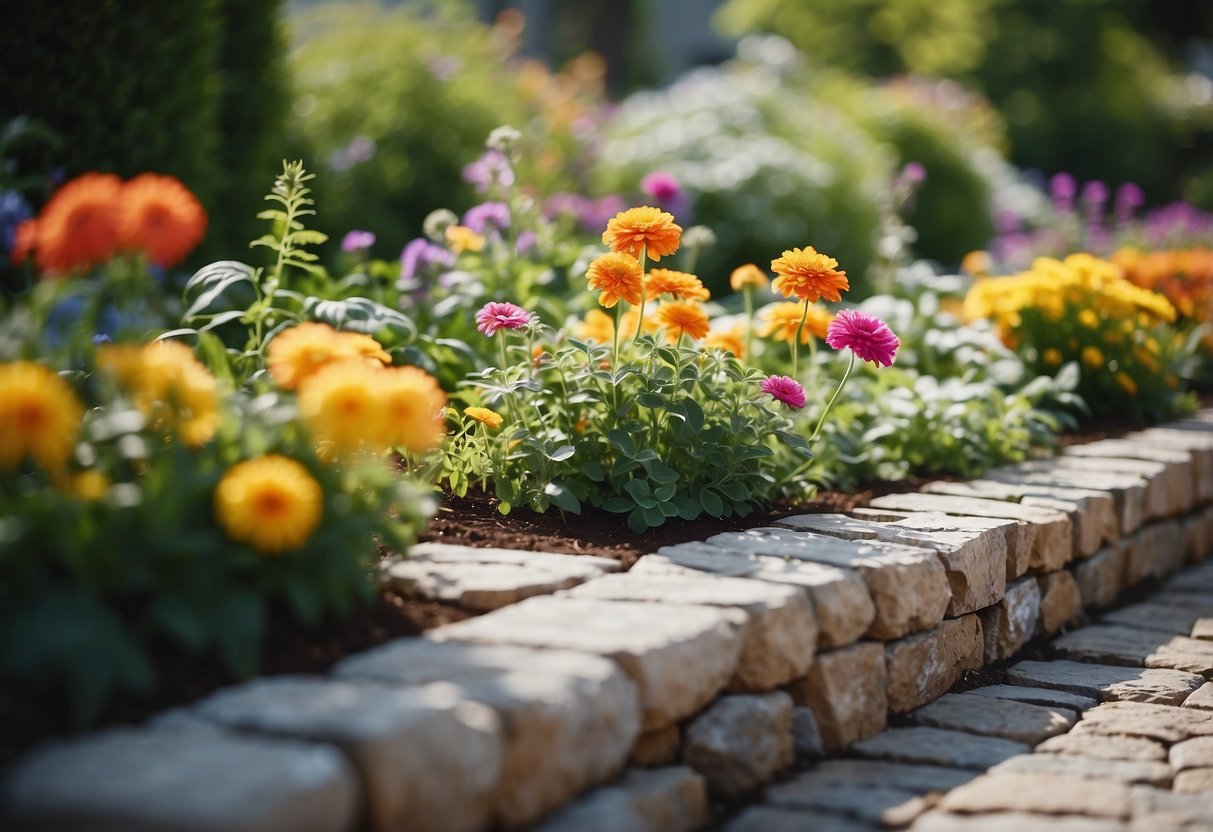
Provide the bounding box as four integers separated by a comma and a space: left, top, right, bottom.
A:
547, 445, 576, 462
644, 460, 679, 483
627, 506, 651, 533
544, 482, 581, 514
601, 496, 634, 513
677, 398, 705, 440
580, 461, 605, 481
607, 429, 636, 457
653, 481, 676, 502
643, 505, 667, 528
699, 489, 724, 517
211, 590, 265, 679
623, 478, 657, 508
303, 296, 416, 343
183, 261, 258, 321
636, 392, 664, 408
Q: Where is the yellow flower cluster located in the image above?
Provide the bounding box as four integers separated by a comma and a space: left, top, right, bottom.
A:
214, 454, 323, 554
0, 361, 84, 471
97, 340, 220, 446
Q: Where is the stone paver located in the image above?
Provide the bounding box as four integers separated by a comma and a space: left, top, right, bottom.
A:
1073, 700, 1213, 744
532, 767, 708, 832
383, 543, 619, 611
866, 491, 1073, 572
429, 595, 745, 731
1052, 624, 1213, 676
1170, 736, 1213, 770
1036, 732, 1167, 762
786, 641, 887, 750
705, 527, 951, 639
991, 753, 1173, 787
1062, 442, 1194, 516
1127, 427, 1213, 503
636, 542, 876, 647
1007, 659, 1205, 705
171, 676, 501, 832
1129, 785, 1213, 828
939, 770, 1132, 818
924, 478, 1117, 557
986, 461, 1148, 536
1184, 683, 1213, 711
885, 615, 984, 714
0, 726, 360, 832
1073, 545, 1129, 611
335, 640, 640, 827
567, 572, 817, 691
911, 810, 1128, 831
1100, 602, 1208, 637
851, 508, 1030, 581
726, 806, 879, 832
965, 683, 1098, 712
908, 692, 1076, 745
1163, 563, 1213, 594
980, 575, 1041, 662
1038, 569, 1084, 635
1172, 767, 1213, 793
1048, 456, 1176, 522
851, 726, 1031, 771
682, 692, 793, 796
774, 512, 1006, 616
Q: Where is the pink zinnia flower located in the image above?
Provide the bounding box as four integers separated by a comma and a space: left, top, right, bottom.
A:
475, 301, 532, 337
825, 310, 900, 367
760, 375, 806, 409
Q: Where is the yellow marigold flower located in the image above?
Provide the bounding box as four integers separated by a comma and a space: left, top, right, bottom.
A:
1081, 346, 1104, 369
1078, 309, 1099, 329
464, 406, 504, 430
98, 341, 220, 447
267, 323, 389, 390
758, 301, 833, 344
379, 365, 448, 454
961, 250, 993, 277
729, 263, 770, 292
1115, 372, 1138, 395
586, 251, 644, 308
575, 309, 616, 343
1042, 347, 1063, 367
655, 301, 710, 343
445, 224, 485, 254
0, 362, 84, 471
644, 268, 710, 302
703, 325, 746, 358
214, 455, 323, 555
601, 206, 682, 262
62, 470, 109, 501
770, 246, 849, 303
296, 359, 384, 456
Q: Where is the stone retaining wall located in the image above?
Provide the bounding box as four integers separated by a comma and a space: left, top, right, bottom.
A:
3, 413, 1213, 831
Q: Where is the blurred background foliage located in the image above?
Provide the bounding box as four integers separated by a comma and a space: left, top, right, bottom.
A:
3, 0, 1212, 288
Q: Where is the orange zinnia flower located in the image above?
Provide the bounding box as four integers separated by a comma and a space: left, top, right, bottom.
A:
729, 263, 770, 292
586, 251, 644, 308
601, 206, 682, 262
10, 219, 36, 265
119, 173, 207, 267
33, 173, 125, 274
645, 268, 710, 302
655, 301, 710, 343
770, 246, 849, 303
704, 325, 746, 359
759, 301, 834, 344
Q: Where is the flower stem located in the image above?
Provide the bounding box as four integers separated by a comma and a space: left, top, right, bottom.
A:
808, 351, 855, 443
633, 249, 648, 342
498, 330, 517, 423
744, 286, 754, 366
791, 299, 810, 378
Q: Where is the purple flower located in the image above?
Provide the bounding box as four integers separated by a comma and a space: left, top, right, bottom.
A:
462, 150, 515, 195
641, 172, 682, 203
400, 237, 454, 287
515, 230, 536, 256
825, 310, 900, 367
1050, 173, 1077, 212
475, 301, 532, 337
900, 162, 927, 185
340, 229, 376, 253
463, 202, 511, 234
1081, 180, 1108, 208
579, 195, 627, 234
760, 375, 806, 410
543, 192, 587, 220
1115, 183, 1144, 224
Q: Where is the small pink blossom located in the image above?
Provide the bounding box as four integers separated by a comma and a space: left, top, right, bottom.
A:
340, 229, 375, 252
475, 301, 532, 337
825, 310, 900, 367
641, 171, 682, 203
760, 375, 806, 409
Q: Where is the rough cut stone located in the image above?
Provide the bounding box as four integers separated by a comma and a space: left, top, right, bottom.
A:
1128, 427, 1213, 503
1074, 700, 1213, 743
335, 640, 639, 828
791, 706, 825, 764
1006, 659, 1205, 705
681, 691, 793, 796
910, 810, 1128, 832
908, 692, 1075, 745
964, 683, 1098, 712
1130, 785, 1213, 828
851, 726, 1030, 771
1173, 768, 1213, 793
939, 771, 1131, 818
1120, 522, 1187, 587
1101, 602, 1207, 637
979, 577, 1041, 663
851, 508, 1030, 581
567, 572, 817, 692
1052, 624, 1213, 676
0, 726, 360, 832
1050, 455, 1178, 521
774, 512, 1006, 616
1185, 682, 1213, 711
988, 460, 1149, 535
705, 527, 950, 640
867, 492, 1072, 572
532, 767, 708, 832
786, 641, 888, 750
1037, 570, 1083, 635
429, 595, 745, 731
630, 725, 680, 768
1072, 545, 1127, 611
925, 478, 1117, 557
991, 753, 1173, 787
885, 615, 984, 714
1062, 441, 1194, 516
1193, 618, 1213, 640
178, 676, 501, 832
1182, 510, 1213, 564
384, 543, 619, 611
636, 543, 876, 648
726, 806, 879, 832
1035, 732, 1167, 762
1170, 736, 1213, 771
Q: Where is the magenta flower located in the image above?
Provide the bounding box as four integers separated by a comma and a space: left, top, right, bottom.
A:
642, 172, 682, 203
760, 375, 806, 410
475, 301, 532, 337
340, 229, 375, 253
825, 310, 900, 367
